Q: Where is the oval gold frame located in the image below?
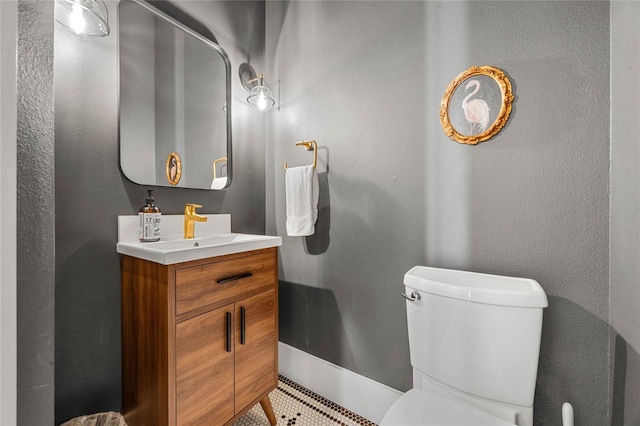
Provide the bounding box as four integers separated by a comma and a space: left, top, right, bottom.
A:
165, 152, 182, 186
440, 65, 514, 145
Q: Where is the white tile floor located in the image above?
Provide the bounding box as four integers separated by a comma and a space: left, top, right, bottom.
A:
234, 376, 377, 426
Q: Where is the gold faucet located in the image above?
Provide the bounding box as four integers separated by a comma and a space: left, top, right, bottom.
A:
184, 204, 207, 239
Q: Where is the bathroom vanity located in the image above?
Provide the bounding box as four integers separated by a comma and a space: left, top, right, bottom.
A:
117, 215, 282, 426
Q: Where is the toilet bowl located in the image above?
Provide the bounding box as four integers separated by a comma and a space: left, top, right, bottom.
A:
381, 266, 548, 426
381, 388, 515, 426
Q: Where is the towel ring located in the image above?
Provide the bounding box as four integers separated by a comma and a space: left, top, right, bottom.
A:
284, 140, 317, 170
213, 157, 227, 179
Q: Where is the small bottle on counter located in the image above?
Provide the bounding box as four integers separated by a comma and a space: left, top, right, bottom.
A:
138, 189, 161, 242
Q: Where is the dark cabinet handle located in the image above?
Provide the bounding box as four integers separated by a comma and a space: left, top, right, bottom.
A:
240, 307, 246, 345
226, 312, 232, 352
217, 272, 253, 285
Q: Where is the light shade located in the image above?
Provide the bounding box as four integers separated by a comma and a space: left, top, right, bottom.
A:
247, 75, 275, 112
55, 0, 110, 38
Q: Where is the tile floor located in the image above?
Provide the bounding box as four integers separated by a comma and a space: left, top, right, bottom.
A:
234, 376, 378, 426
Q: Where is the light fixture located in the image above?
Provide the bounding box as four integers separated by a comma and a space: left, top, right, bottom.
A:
247, 75, 275, 112
55, 0, 110, 38
239, 63, 275, 112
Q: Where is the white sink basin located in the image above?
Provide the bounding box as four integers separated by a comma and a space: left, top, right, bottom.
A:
117, 233, 282, 265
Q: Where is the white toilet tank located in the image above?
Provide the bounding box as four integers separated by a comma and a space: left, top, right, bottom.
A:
404, 266, 548, 408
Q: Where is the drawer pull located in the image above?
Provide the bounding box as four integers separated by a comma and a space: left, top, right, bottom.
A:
226, 312, 232, 352
240, 307, 246, 345
217, 272, 253, 285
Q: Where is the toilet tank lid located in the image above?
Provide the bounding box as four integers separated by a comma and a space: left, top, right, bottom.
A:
404, 266, 548, 308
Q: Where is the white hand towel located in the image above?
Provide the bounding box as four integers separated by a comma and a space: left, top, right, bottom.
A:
211, 177, 228, 190
286, 165, 319, 236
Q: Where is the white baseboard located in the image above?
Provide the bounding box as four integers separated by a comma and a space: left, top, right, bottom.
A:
278, 342, 402, 424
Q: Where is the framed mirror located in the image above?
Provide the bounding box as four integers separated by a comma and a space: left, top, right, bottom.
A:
440, 65, 513, 145
118, 0, 232, 189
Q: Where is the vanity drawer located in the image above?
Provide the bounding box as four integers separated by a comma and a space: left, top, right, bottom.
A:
175, 250, 276, 316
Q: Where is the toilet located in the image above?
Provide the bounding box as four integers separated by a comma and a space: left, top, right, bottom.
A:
381, 266, 548, 426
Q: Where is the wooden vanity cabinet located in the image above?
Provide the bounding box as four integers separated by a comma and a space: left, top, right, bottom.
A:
121, 247, 278, 426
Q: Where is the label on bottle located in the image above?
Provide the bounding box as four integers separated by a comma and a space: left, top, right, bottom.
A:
138, 212, 161, 241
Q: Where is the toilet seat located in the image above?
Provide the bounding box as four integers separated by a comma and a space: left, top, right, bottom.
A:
380, 389, 516, 426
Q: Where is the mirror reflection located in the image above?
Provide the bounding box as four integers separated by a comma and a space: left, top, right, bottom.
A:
119, 0, 232, 190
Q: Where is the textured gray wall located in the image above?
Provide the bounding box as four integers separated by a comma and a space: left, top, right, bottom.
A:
53, 1, 266, 422
266, 1, 610, 424
16, 0, 55, 424
1, 1, 18, 423
610, 2, 640, 425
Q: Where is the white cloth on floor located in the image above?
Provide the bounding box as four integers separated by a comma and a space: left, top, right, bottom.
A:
285, 165, 319, 236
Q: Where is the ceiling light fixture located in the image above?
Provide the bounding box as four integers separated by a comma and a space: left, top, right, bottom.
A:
55, 0, 110, 38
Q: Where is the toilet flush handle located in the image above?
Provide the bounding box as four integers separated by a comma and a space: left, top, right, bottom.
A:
401, 291, 421, 302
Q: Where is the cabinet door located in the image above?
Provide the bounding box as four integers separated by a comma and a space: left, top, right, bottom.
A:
234, 289, 277, 412
176, 304, 235, 425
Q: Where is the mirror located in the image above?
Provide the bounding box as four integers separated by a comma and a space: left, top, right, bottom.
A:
118, 0, 232, 190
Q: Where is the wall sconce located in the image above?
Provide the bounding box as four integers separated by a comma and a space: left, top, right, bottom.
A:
55, 0, 110, 38
239, 63, 275, 112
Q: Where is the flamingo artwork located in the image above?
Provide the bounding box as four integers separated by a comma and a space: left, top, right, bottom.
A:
169, 156, 178, 182
461, 79, 490, 134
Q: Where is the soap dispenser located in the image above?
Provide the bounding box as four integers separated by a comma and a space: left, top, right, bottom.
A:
138, 189, 161, 242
